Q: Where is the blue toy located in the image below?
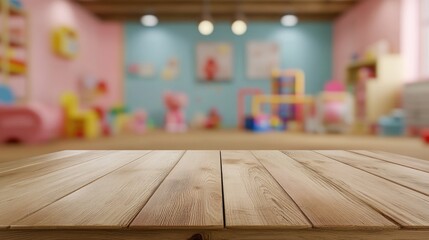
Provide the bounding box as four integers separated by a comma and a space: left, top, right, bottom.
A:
378, 109, 405, 136
0, 85, 15, 104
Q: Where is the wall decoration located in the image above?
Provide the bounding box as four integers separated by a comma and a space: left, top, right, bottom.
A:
247, 41, 280, 80
161, 57, 179, 81
52, 26, 79, 59
127, 63, 155, 78
196, 42, 233, 82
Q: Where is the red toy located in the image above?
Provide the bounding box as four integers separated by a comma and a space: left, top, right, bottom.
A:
205, 108, 222, 129
163, 91, 188, 133
422, 129, 429, 144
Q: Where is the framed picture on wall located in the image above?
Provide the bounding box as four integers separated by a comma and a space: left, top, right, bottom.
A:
196, 42, 233, 82
247, 41, 280, 80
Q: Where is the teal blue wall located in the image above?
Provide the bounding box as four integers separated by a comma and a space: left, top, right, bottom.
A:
124, 22, 332, 127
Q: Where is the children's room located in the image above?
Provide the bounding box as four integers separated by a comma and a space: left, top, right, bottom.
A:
3, 0, 429, 238
0, 0, 428, 160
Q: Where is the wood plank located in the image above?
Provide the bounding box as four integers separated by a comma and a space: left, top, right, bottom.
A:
2, 229, 429, 240
317, 150, 429, 196
284, 151, 429, 229
0, 151, 86, 174
212, 229, 429, 240
351, 150, 429, 173
13, 151, 184, 229
130, 150, 223, 229
0, 230, 209, 240
0, 151, 112, 186
252, 150, 397, 230
0, 151, 150, 228
221, 150, 310, 229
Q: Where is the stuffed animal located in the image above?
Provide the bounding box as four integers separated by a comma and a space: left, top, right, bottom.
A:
163, 91, 188, 132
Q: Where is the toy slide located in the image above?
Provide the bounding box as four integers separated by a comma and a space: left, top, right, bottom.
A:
0, 103, 63, 143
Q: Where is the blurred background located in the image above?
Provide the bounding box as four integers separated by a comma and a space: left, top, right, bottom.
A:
0, 0, 428, 161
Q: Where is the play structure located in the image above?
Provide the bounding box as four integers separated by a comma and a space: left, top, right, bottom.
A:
240, 70, 312, 132
238, 70, 356, 134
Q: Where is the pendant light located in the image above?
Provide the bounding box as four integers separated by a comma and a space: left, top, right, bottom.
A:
231, 0, 247, 36
141, 14, 158, 27
199, 0, 214, 35
281, 14, 299, 27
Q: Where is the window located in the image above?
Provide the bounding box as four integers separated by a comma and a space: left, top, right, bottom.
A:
422, 0, 429, 77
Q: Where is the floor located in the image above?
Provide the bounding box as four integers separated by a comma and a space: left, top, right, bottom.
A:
1, 130, 428, 162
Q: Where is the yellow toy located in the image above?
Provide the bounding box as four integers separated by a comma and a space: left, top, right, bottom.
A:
61, 92, 100, 139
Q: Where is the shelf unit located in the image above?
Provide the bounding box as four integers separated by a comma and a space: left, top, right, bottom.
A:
0, 0, 29, 103
403, 80, 429, 134
346, 55, 403, 132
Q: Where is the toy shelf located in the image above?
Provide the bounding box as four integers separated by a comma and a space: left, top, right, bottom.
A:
346, 59, 377, 85
346, 54, 403, 132
0, 0, 29, 103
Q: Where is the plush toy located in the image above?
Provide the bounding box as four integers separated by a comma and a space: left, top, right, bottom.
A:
129, 110, 147, 134
205, 108, 222, 129
163, 91, 188, 132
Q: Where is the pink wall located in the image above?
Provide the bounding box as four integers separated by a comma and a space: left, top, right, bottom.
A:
22, 0, 122, 107
333, 0, 401, 81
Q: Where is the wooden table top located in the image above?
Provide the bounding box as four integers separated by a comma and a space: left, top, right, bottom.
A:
1, 150, 429, 240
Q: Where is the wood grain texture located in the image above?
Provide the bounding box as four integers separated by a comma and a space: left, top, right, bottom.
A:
13, 151, 184, 229
221, 150, 311, 229
212, 229, 429, 240
351, 150, 429, 173
317, 150, 429, 196
0, 151, 150, 228
284, 151, 429, 228
0, 151, 86, 174
0, 151, 112, 187
2, 229, 429, 240
0, 230, 209, 240
252, 150, 397, 230
131, 150, 223, 229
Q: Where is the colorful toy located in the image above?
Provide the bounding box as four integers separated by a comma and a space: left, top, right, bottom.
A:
378, 109, 405, 136
78, 76, 109, 105
422, 129, 429, 144
237, 88, 263, 129
205, 108, 222, 129
128, 110, 147, 134
271, 69, 305, 125
0, 103, 63, 143
314, 80, 354, 134
163, 91, 188, 133
245, 114, 270, 132
252, 94, 313, 131
61, 92, 100, 139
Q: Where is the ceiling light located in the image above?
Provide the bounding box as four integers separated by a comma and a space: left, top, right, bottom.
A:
231, 20, 247, 36
141, 14, 158, 27
281, 14, 298, 27
198, 20, 214, 35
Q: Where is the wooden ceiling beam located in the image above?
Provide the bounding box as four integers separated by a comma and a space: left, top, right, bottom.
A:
97, 13, 339, 22
74, 0, 359, 21
78, 2, 355, 15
